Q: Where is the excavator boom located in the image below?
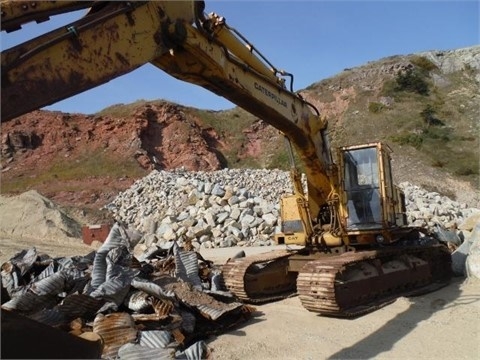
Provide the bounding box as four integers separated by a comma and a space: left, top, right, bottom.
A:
1, 0, 334, 219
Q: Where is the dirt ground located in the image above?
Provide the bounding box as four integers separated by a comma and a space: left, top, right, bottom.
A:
205, 277, 479, 360
200, 247, 480, 360
0, 236, 96, 265
1, 240, 479, 360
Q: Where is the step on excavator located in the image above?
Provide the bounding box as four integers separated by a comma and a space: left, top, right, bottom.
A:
1, 0, 452, 318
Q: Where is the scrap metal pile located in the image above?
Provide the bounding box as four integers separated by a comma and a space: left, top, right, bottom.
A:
1, 223, 255, 359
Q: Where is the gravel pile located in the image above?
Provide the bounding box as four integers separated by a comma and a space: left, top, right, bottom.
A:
106, 168, 296, 250
399, 182, 480, 235
106, 169, 480, 250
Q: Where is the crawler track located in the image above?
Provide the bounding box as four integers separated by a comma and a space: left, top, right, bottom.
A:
222, 250, 297, 304
222, 245, 451, 317
297, 244, 452, 317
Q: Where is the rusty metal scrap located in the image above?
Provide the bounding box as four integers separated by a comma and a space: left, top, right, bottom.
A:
93, 312, 138, 359
1, 223, 254, 359
124, 289, 154, 313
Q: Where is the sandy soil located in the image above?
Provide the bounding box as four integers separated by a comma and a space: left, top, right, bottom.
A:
0, 236, 96, 264
1, 240, 479, 360
205, 277, 479, 360
199, 246, 480, 360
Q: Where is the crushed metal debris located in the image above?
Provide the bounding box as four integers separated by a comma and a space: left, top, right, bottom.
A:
1, 223, 256, 359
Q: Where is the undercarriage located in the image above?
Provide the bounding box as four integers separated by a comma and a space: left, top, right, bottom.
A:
222, 244, 452, 317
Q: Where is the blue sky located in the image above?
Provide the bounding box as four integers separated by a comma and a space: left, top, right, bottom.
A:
1, 0, 478, 115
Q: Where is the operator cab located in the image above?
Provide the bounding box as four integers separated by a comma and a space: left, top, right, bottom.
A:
339, 143, 406, 233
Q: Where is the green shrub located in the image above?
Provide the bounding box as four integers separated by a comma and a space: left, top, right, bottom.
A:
455, 166, 479, 176
368, 102, 384, 113
422, 127, 451, 142
267, 151, 290, 170
431, 159, 445, 168
420, 104, 444, 126
390, 133, 423, 148
451, 155, 479, 177
411, 56, 438, 72
381, 80, 398, 97
395, 69, 429, 95
459, 135, 476, 141
464, 63, 476, 76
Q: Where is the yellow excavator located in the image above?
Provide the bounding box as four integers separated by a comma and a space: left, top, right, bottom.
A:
1, 0, 451, 318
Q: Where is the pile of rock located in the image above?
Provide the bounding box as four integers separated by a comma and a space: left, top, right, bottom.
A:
106, 168, 296, 250
399, 182, 479, 236
107, 169, 479, 249
106, 171, 480, 279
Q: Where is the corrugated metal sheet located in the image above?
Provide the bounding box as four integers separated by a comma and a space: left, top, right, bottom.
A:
165, 281, 244, 321
56, 256, 74, 268
101, 223, 131, 250
89, 252, 108, 291
56, 294, 105, 319
34, 261, 56, 282
93, 312, 136, 333
89, 223, 131, 291
31, 265, 88, 299
28, 308, 67, 327
1, 291, 57, 314
139, 330, 172, 349
131, 312, 169, 323
107, 246, 132, 267
1, 248, 40, 296
195, 302, 244, 321
65, 276, 90, 296
1, 265, 21, 296
29, 272, 66, 296
124, 290, 153, 313
210, 271, 226, 292
89, 269, 136, 306
118, 343, 175, 360
174, 247, 202, 289
131, 277, 175, 300
63, 267, 86, 283
151, 297, 174, 317
175, 340, 209, 360
10, 247, 38, 275
93, 312, 138, 359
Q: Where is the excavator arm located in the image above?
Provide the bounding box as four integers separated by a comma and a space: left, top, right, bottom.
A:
1, 1, 196, 120
1, 0, 338, 224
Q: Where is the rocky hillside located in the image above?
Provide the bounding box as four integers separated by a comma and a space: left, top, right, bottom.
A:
303, 46, 479, 206
1, 46, 479, 218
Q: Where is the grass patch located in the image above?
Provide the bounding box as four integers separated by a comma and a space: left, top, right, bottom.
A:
50, 152, 144, 179
2, 151, 146, 193
266, 151, 290, 170
390, 133, 424, 148
193, 108, 257, 134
